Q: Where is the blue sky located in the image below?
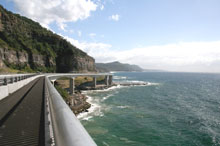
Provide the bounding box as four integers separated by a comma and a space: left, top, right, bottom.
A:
1, 0, 220, 72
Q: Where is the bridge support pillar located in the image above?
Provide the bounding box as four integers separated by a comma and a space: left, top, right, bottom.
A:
69, 78, 75, 95
105, 76, 109, 86
93, 77, 97, 88
109, 75, 113, 85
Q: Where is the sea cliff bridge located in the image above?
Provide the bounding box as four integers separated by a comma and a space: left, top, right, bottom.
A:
0, 73, 113, 146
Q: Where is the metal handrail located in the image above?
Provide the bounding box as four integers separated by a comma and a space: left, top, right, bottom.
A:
45, 76, 97, 146
0, 74, 37, 86
46, 73, 112, 81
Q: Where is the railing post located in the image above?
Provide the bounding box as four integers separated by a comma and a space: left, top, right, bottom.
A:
93, 76, 97, 88
3, 77, 7, 85
109, 75, 113, 85
105, 75, 109, 86
10, 77, 13, 83
69, 78, 75, 95
14, 77, 17, 82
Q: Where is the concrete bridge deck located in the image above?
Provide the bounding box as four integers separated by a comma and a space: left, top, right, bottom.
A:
0, 73, 112, 146
0, 77, 46, 146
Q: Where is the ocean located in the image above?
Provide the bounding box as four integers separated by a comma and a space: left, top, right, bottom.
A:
78, 72, 220, 146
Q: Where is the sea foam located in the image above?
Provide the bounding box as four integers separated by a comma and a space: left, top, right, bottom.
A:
77, 95, 103, 120
78, 79, 160, 120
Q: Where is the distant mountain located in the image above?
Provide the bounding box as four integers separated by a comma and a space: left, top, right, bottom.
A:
144, 69, 165, 72
96, 61, 144, 72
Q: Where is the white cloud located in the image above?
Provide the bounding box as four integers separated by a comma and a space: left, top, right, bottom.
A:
100, 5, 104, 10
84, 40, 220, 68
60, 35, 114, 62
69, 29, 74, 33
58, 34, 220, 73
78, 31, 82, 37
109, 14, 120, 21
117, 41, 220, 72
13, 0, 97, 30
89, 33, 96, 37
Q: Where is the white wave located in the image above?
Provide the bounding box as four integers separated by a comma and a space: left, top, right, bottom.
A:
119, 80, 161, 87
78, 79, 160, 120
102, 94, 114, 101
80, 115, 93, 121
102, 141, 110, 146
129, 80, 146, 83
147, 82, 161, 86
83, 85, 125, 93
136, 82, 161, 87
117, 105, 131, 109
105, 85, 124, 90
77, 95, 103, 121
113, 76, 127, 80
118, 80, 146, 84
119, 137, 136, 143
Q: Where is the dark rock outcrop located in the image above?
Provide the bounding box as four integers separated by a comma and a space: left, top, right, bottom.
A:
56, 55, 95, 73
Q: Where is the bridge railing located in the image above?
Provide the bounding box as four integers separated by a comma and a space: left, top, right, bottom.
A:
0, 74, 36, 86
45, 76, 97, 146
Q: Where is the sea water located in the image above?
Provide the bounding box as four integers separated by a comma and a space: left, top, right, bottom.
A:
79, 72, 220, 146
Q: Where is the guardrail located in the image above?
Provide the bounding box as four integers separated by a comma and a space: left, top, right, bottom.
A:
45, 76, 97, 146
0, 73, 41, 100
0, 74, 36, 86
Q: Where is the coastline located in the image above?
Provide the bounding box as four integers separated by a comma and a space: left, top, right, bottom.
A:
72, 72, 220, 146
74, 85, 116, 119
55, 76, 150, 119
76, 81, 150, 120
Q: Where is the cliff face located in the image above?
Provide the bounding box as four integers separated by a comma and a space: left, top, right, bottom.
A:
0, 5, 96, 73
56, 54, 95, 73
0, 47, 28, 67
0, 47, 56, 69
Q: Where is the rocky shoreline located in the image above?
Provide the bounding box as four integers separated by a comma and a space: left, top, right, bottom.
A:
67, 85, 114, 115
55, 79, 148, 116
68, 82, 148, 116
66, 92, 91, 115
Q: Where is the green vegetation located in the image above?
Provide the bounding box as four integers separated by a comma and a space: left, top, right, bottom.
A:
0, 67, 25, 73
75, 76, 105, 86
0, 5, 92, 73
75, 76, 93, 86
97, 76, 105, 81
55, 76, 105, 89
55, 85, 69, 101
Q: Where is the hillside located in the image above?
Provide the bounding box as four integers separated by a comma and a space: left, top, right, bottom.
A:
96, 61, 144, 72
0, 5, 96, 73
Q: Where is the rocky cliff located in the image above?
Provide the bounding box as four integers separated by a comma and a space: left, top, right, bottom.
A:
0, 47, 56, 71
0, 5, 96, 73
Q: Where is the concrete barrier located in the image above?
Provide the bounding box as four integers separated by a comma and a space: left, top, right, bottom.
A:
0, 86, 8, 100
0, 75, 42, 100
